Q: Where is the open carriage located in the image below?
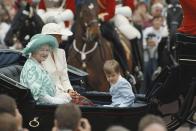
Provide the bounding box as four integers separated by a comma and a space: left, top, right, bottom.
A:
0, 32, 195, 131
0, 49, 148, 131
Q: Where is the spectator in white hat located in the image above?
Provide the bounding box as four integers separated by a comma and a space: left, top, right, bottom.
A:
41, 23, 80, 102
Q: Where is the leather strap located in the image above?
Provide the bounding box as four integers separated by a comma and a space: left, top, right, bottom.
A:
97, 0, 106, 9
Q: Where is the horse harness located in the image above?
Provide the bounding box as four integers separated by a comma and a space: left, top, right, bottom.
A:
73, 18, 101, 68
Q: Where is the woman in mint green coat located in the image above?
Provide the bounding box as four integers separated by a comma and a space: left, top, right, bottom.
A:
20, 34, 72, 105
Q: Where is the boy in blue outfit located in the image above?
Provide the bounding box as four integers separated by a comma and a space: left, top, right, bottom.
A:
103, 60, 135, 107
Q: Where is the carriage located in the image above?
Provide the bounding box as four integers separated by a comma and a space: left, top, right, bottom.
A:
0, 49, 148, 131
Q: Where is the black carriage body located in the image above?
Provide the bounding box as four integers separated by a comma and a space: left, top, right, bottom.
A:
146, 33, 196, 130
0, 49, 149, 131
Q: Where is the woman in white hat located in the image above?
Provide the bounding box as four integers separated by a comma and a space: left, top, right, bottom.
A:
20, 34, 72, 104
41, 23, 80, 102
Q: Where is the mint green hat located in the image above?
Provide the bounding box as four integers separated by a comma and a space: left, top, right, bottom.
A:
23, 34, 58, 55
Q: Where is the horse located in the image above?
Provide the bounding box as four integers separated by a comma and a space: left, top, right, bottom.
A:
4, 4, 44, 48
67, 0, 133, 91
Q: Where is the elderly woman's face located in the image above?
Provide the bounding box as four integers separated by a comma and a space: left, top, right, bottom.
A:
32, 44, 50, 63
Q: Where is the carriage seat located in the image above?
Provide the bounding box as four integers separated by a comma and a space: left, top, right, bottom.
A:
0, 64, 35, 106
0, 65, 23, 82
82, 91, 147, 105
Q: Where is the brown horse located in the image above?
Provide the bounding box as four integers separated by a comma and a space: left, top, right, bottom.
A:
67, 0, 132, 91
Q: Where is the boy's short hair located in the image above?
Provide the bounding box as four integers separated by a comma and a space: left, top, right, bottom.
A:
0, 95, 17, 116
138, 115, 167, 131
0, 113, 17, 131
55, 103, 82, 130
103, 60, 120, 74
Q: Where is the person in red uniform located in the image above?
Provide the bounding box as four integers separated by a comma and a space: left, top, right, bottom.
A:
176, 0, 196, 103
122, 0, 135, 10
38, 0, 76, 27
39, 0, 75, 14
98, 0, 135, 84
178, 0, 196, 35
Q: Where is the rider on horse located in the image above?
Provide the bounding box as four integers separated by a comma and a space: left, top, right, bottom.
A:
97, 0, 136, 82
114, 0, 143, 81
4, 0, 44, 49
114, 0, 141, 41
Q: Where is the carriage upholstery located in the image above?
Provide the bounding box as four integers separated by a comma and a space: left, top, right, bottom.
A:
0, 50, 26, 68
0, 65, 23, 82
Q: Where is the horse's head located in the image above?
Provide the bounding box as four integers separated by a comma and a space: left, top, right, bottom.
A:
77, 0, 100, 44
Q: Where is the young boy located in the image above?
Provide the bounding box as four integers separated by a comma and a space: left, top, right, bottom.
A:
103, 59, 135, 107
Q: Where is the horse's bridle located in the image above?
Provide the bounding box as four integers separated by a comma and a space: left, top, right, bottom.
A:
83, 19, 99, 43
84, 19, 99, 28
